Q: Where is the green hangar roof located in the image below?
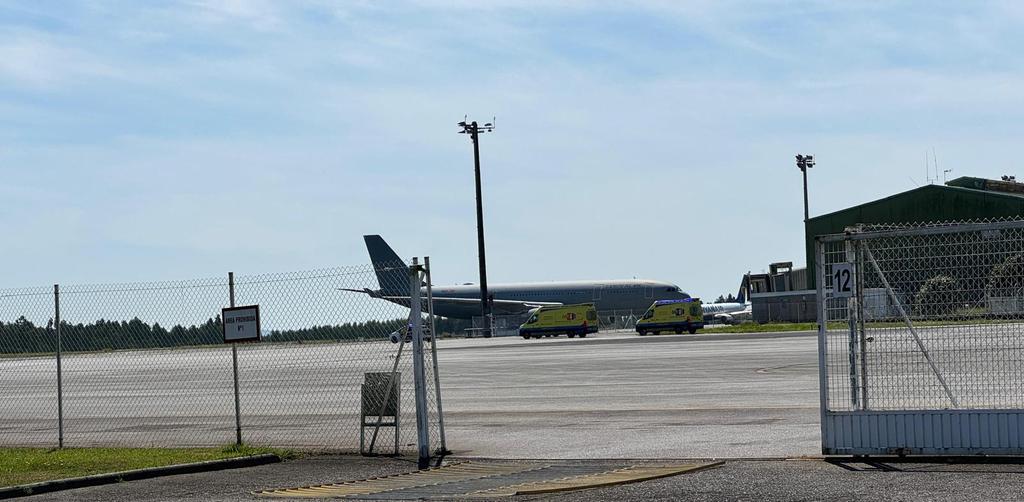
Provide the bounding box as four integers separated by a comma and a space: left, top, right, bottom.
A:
804, 177, 1024, 288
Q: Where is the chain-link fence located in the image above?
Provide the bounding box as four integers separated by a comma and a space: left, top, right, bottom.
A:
817, 219, 1024, 455
751, 294, 816, 324
0, 261, 445, 455
597, 310, 643, 330
0, 287, 58, 446
819, 218, 1024, 412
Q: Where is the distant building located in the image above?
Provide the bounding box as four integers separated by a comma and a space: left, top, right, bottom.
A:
805, 176, 1024, 289
748, 262, 815, 323
754, 176, 1024, 323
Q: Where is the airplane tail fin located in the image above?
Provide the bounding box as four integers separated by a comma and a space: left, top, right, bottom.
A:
737, 275, 750, 304
364, 235, 411, 295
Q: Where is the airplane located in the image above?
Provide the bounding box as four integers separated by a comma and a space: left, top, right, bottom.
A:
343, 235, 691, 319
702, 279, 752, 325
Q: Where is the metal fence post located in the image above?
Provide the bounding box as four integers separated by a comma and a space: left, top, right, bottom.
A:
424, 257, 448, 454
410, 258, 430, 468
845, 239, 860, 409
856, 240, 869, 410
229, 272, 242, 446
814, 240, 829, 451
54, 284, 64, 449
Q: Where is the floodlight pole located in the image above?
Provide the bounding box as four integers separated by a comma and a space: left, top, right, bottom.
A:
802, 167, 809, 222
796, 154, 815, 222
459, 119, 495, 337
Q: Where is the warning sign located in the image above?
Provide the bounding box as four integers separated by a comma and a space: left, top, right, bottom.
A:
222, 305, 261, 343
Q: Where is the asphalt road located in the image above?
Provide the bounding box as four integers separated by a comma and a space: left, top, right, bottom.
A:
23, 456, 1024, 502
438, 331, 821, 458
1, 330, 823, 458
9, 329, 1024, 501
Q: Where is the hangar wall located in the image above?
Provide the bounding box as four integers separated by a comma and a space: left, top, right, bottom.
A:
804, 178, 1024, 289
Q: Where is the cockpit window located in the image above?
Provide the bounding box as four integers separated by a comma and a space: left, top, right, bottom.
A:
642, 308, 654, 319
527, 314, 538, 324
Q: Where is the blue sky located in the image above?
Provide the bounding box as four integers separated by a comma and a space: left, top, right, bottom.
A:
3, 1, 1024, 299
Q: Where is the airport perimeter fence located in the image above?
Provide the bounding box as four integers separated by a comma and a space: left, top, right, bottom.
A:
754, 298, 817, 324
817, 218, 1024, 455
0, 261, 446, 456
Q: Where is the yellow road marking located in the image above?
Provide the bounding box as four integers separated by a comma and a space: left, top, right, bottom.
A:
255, 462, 545, 498
474, 462, 725, 496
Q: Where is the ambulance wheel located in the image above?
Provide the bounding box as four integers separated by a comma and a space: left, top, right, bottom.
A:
688, 327, 698, 334
567, 333, 576, 338
579, 333, 587, 338
638, 330, 646, 336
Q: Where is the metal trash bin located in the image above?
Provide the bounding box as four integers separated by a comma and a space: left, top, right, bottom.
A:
360, 372, 400, 455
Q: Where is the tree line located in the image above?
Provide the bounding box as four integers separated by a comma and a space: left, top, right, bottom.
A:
0, 315, 474, 355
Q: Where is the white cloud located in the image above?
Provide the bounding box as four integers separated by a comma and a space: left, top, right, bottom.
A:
182, 0, 285, 31
3, 0, 1024, 297
0, 33, 120, 89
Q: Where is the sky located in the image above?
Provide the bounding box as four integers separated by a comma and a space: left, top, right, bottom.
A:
3, 0, 1024, 300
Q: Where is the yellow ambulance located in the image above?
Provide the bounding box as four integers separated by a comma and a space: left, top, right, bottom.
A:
635, 298, 704, 335
519, 303, 599, 339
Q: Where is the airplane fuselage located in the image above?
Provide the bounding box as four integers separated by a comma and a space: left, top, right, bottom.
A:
361, 235, 690, 320
702, 301, 752, 323
702, 302, 747, 315
424, 279, 688, 319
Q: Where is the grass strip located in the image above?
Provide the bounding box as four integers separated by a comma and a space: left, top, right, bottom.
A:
706, 316, 1024, 334
705, 323, 820, 333
0, 444, 294, 488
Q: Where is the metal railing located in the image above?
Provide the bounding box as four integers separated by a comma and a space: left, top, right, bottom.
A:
818, 219, 1024, 412
0, 261, 445, 455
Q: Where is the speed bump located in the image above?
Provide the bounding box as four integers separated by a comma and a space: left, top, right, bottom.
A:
472, 462, 725, 496
255, 462, 545, 498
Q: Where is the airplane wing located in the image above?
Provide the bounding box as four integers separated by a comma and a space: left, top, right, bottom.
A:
338, 289, 561, 315
381, 295, 561, 315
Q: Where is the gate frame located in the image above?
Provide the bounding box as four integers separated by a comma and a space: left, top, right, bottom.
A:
816, 221, 1024, 456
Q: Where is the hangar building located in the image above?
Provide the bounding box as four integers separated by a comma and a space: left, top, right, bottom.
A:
804, 176, 1024, 289
753, 176, 1024, 323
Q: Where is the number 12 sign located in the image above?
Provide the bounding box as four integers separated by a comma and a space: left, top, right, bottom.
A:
831, 263, 855, 298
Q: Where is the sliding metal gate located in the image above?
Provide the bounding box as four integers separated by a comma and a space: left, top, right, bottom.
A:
817, 220, 1024, 455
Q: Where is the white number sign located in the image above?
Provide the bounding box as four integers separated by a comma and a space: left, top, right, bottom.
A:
831, 263, 855, 298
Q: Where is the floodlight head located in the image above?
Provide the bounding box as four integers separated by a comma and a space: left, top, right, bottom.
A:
796, 154, 814, 171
